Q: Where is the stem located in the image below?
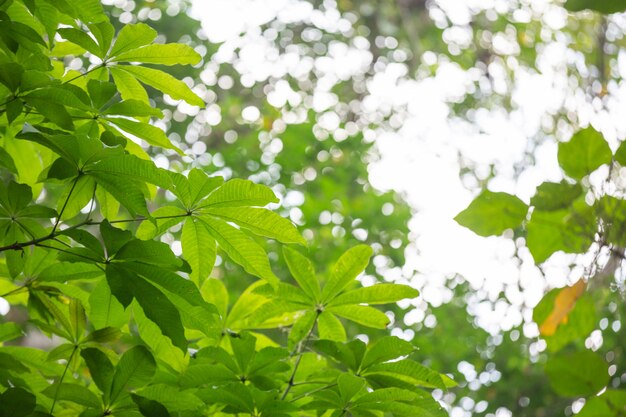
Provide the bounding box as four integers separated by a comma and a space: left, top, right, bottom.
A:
52, 176, 81, 235
281, 312, 320, 400
0, 213, 191, 253
289, 383, 337, 402
63, 64, 105, 85
0, 286, 28, 298
50, 345, 78, 414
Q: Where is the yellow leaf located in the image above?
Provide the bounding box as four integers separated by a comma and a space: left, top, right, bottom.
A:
539, 279, 586, 336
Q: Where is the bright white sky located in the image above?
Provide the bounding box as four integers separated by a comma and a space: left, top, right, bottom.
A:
189, 0, 626, 340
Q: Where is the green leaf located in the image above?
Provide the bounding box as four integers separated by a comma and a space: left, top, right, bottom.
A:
577, 390, 626, 417
318, 311, 346, 341
338, 373, 366, 403
109, 23, 157, 57
328, 305, 389, 328
89, 171, 150, 217
288, 310, 317, 350
531, 181, 583, 211
322, 245, 372, 302
454, 190, 528, 237
110, 66, 149, 103
204, 207, 305, 244
110, 345, 157, 404
564, 0, 626, 13
557, 127, 612, 179
0, 387, 36, 417
112, 44, 201, 66
526, 205, 596, 263
129, 275, 187, 351
38, 262, 103, 282
363, 360, 447, 390
89, 280, 128, 329
361, 336, 416, 370
329, 284, 418, 306
42, 383, 101, 408
202, 179, 279, 208
104, 99, 163, 118
545, 350, 608, 396
114, 239, 183, 269
0, 322, 23, 342
283, 247, 321, 301
182, 217, 216, 284
116, 65, 204, 107
131, 394, 170, 417
200, 216, 278, 286
105, 117, 182, 154
57, 28, 102, 57
81, 347, 115, 402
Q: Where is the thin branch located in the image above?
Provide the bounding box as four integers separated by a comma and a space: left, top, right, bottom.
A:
50, 345, 78, 414
0, 212, 190, 253
281, 312, 320, 400
52, 175, 81, 235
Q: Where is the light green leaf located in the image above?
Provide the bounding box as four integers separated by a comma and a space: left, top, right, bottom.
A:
329, 284, 418, 306
288, 310, 317, 350
110, 66, 149, 104
182, 217, 216, 285
202, 179, 278, 208
363, 360, 447, 389
109, 23, 157, 57
318, 311, 346, 342
558, 127, 612, 179
454, 190, 528, 237
136, 205, 187, 240
531, 181, 583, 211
116, 65, 204, 107
361, 336, 416, 370
328, 305, 389, 329
338, 373, 366, 403
283, 247, 321, 301
526, 204, 596, 263
112, 44, 201, 66
105, 117, 182, 154
0, 322, 23, 343
204, 207, 304, 244
57, 28, 102, 57
322, 245, 372, 302
200, 216, 278, 286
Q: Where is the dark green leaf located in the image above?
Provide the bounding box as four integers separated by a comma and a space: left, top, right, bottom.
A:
545, 350, 608, 396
